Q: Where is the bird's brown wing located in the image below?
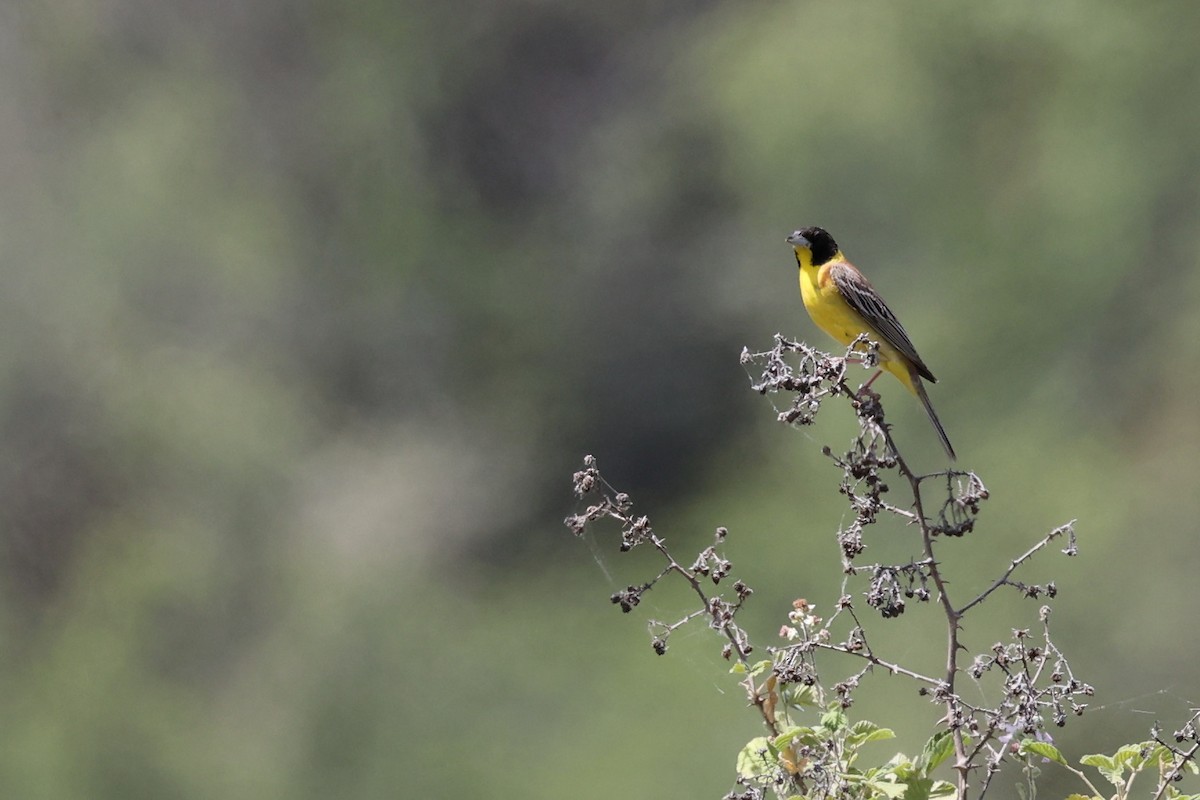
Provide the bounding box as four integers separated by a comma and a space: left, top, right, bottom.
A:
827, 261, 936, 382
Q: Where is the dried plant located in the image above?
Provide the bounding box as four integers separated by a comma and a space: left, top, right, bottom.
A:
565, 336, 1198, 800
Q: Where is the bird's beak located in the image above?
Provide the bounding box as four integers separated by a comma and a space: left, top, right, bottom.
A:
786, 231, 809, 248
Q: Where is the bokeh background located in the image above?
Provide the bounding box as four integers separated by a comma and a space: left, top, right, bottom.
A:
3, 1, 1199, 796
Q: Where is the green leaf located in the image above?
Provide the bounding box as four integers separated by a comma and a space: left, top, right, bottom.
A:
1063, 795, 1100, 800
928, 780, 957, 798
863, 779, 908, 798
1114, 742, 1151, 770
847, 720, 896, 748
772, 725, 813, 750
1080, 752, 1123, 785
820, 707, 847, 733
1020, 740, 1068, 766
858, 728, 898, 746
884, 752, 916, 780
899, 776, 934, 800
1079, 754, 1115, 770
914, 730, 955, 776
736, 737, 777, 779
848, 719, 880, 736
732, 659, 773, 677
783, 683, 818, 709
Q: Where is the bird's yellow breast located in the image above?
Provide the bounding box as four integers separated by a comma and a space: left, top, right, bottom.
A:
796, 256, 915, 392
798, 261, 861, 346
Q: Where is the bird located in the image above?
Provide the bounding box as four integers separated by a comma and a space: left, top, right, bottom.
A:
786, 226, 955, 460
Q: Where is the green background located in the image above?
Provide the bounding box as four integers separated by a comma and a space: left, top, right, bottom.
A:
2, 1, 1198, 796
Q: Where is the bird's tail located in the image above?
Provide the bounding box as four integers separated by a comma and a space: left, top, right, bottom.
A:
911, 371, 956, 461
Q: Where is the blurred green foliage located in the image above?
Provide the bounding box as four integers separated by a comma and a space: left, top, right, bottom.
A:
0, 0, 1198, 796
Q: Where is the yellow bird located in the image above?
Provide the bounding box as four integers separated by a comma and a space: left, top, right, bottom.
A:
786, 226, 955, 461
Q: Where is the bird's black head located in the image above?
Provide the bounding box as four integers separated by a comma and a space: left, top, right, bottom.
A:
785, 226, 839, 266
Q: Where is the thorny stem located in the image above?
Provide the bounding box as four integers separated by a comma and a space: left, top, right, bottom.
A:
877, 421, 971, 799
753, 338, 1088, 799
959, 522, 1077, 615
1155, 742, 1200, 800
819, 601, 978, 702
645, 533, 780, 736
1151, 709, 1200, 800
808, 640, 943, 688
